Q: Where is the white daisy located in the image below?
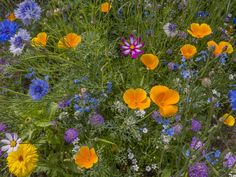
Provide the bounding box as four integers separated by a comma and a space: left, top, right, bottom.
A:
0, 133, 22, 153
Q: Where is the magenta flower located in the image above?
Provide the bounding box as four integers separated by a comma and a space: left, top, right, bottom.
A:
120, 34, 144, 59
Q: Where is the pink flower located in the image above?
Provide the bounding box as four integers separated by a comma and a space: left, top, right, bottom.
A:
120, 34, 144, 59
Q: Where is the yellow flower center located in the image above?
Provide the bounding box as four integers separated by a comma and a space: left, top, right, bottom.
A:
10, 140, 16, 147
130, 45, 135, 50
18, 155, 24, 162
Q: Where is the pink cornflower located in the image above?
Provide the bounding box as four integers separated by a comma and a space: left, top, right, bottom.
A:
120, 34, 144, 59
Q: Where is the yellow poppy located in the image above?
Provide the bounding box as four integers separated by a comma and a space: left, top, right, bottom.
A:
74, 146, 98, 169
187, 23, 212, 38
150, 85, 180, 117
180, 44, 197, 60
221, 113, 235, 127
140, 54, 159, 70
207, 40, 233, 56
7, 12, 16, 21
31, 32, 47, 47
58, 33, 81, 49
100, 2, 112, 13
123, 88, 151, 110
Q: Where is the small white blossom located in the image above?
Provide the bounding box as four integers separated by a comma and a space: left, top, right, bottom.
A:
59, 112, 69, 120
132, 159, 137, 165
142, 128, 148, 134
128, 153, 134, 160
145, 165, 152, 172
151, 164, 157, 169
134, 110, 146, 118
132, 164, 139, 171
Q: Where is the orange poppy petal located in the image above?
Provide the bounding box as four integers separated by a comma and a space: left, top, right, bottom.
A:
223, 114, 235, 126
123, 89, 135, 105
150, 85, 169, 106
58, 38, 67, 48
65, 33, 81, 48
140, 54, 159, 70
187, 30, 198, 38
135, 88, 148, 102
159, 105, 178, 117
200, 23, 212, 36
79, 146, 91, 159
163, 89, 180, 105
190, 23, 200, 32
219, 41, 234, 54
90, 148, 98, 164
137, 97, 151, 110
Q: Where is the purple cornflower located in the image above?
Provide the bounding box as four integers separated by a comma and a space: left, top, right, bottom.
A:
191, 119, 201, 132
178, 31, 187, 39
167, 62, 178, 71
58, 99, 71, 109
29, 78, 49, 100
223, 152, 236, 168
14, 0, 41, 26
120, 34, 144, 59
9, 28, 30, 56
188, 162, 208, 177
0, 123, 7, 132
190, 137, 204, 150
163, 23, 178, 37
0, 20, 18, 42
64, 128, 78, 144
89, 113, 104, 125
229, 89, 236, 111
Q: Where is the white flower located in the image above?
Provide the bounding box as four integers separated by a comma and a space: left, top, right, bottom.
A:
128, 152, 134, 159
134, 110, 146, 117
0, 133, 22, 153
132, 164, 139, 171
145, 165, 151, 172
163, 23, 178, 37
142, 128, 148, 134
151, 164, 157, 169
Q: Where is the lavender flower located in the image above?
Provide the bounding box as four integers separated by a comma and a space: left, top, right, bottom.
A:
188, 162, 208, 177
120, 34, 144, 59
190, 137, 204, 150
89, 113, 104, 125
14, 0, 41, 26
58, 99, 71, 109
229, 89, 236, 111
173, 123, 183, 135
64, 128, 78, 144
191, 119, 201, 132
0, 123, 7, 132
9, 29, 30, 56
223, 152, 236, 168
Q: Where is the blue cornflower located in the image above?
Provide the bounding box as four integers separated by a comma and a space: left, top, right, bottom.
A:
195, 50, 208, 62
14, 0, 41, 26
219, 53, 228, 64
29, 78, 49, 100
197, 11, 209, 18
233, 18, 236, 24
181, 70, 191, 79
0, 20, 18, 42
9, 29, 30, 56
229, 90, 236, 111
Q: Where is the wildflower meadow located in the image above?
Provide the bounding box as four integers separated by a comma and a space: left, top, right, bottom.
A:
0, 0, 236, 177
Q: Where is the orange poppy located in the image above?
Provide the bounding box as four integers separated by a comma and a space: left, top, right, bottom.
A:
74, 146, 98, 169
100, 2, 112, 13
140, 54, 159, 70
207, 41, 233, 56
58, 33, 81, 49
31, 32, 47, 47
180, 44, 197, 60
187, 23, 212, 38
123, 88, 151, 110
150, 85, 180, 117
221, 113, 235, 127
7, 12, 16, 21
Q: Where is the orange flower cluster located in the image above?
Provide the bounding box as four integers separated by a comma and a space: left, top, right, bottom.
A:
207, 41, 233, 56
123, 86, 180, 118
